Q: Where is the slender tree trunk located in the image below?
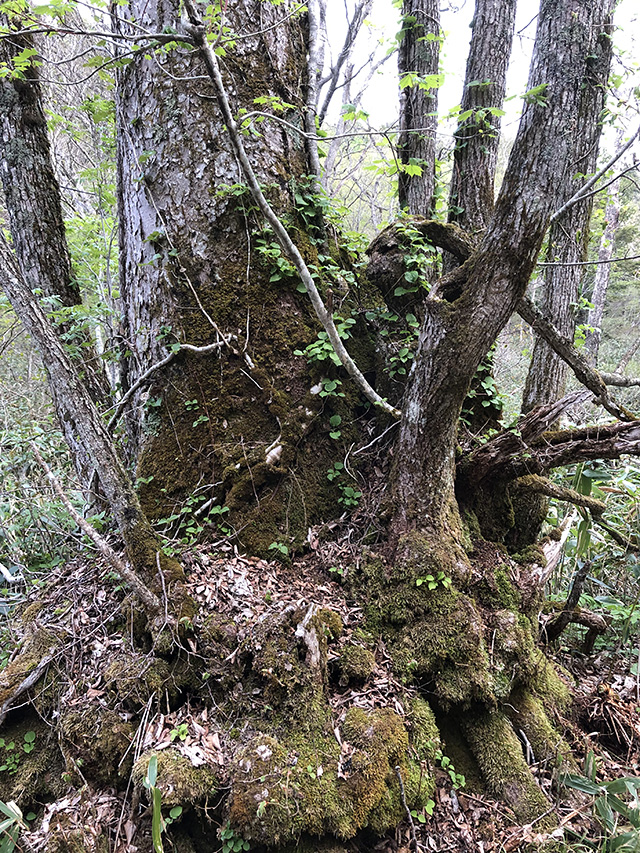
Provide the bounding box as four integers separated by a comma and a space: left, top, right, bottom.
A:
584, 175, 621, 363
521, 13, 612, 411
397, 0, 439, 215
446, 0, 517, 237
0, 20, 109, 489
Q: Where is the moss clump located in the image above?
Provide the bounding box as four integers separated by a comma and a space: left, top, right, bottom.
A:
0, 715, 63, 806
391, 589, 491, 708
405, 696, 440, 759
60, 704, 135, 786
132, 749, 218, 807
529, 652, 571, 712
103, 651, 174, 709
506, 690, 573, 770
0, 628, 59, 708
228, 707, 433, 846
318, 609, 343, 641
460, 709, 550, 823
335, 645, 376, 685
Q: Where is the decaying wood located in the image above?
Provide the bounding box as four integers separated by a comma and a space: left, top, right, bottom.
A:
0, 654, 53, 728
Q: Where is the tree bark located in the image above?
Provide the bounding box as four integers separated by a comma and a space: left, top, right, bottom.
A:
112, 0, 376, 553
0, 20, 107, 485
521, 12, 612, 411
391, 0, 616, 547
397, 0, 439, 215
446, 0, 516, 236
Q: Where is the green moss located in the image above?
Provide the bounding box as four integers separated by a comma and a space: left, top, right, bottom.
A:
228, 707, 433, 846
0, 628, 59, 708
460, 709, 550, 823
405, 696, 440, 759
506, 690, 573, 770
529, 653, 571, 712
103, 651, 175, 708
133, 749, 218, 807
59, 705, 135, 787
335, 645, 376, 685
317, 609, 343, 641
0, 714, 63, 806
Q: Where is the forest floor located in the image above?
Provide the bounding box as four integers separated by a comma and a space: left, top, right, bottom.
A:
1, 538, 639, 852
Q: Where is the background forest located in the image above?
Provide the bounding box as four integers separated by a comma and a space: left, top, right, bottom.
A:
3, 0, 640, 851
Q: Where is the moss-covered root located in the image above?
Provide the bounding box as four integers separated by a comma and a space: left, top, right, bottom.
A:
132, 749, 219, 807
505, 690, 575, 772
460, 709, 550, 823
227, 707, 435, 846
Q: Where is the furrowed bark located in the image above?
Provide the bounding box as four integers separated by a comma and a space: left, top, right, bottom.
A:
397, 0, 439, 215
446, 0, 516, 236
522, 11, 613, 410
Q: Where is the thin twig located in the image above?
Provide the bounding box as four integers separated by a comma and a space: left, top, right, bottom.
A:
551, 124, 640, 223
30, 442, 163, 617
395, 765, 419, 851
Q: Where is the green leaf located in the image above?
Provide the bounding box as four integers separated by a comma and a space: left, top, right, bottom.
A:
147, 755, 158, 788
563, 773, 601, 795
151, 786, 164, 853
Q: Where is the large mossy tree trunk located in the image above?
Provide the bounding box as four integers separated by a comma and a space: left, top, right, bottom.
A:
112, 0, 367, 553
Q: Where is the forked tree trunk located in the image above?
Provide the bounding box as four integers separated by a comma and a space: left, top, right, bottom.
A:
391, 0, 615, 547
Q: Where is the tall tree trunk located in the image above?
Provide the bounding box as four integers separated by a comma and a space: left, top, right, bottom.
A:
0, 21, 107, 484
446, 0, 517, 237
584, 174, 622, 363
397, 0, 439, 215
521, 15, 612, 411
441, 0, 516, 427
391, 0, 615, 547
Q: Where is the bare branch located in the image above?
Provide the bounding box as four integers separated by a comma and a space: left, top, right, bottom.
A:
517, 474, 605, 514
30, 442, 163, 617
517, 296, 635, 421
550, 123, 640, 223
317, 0, 373, 126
